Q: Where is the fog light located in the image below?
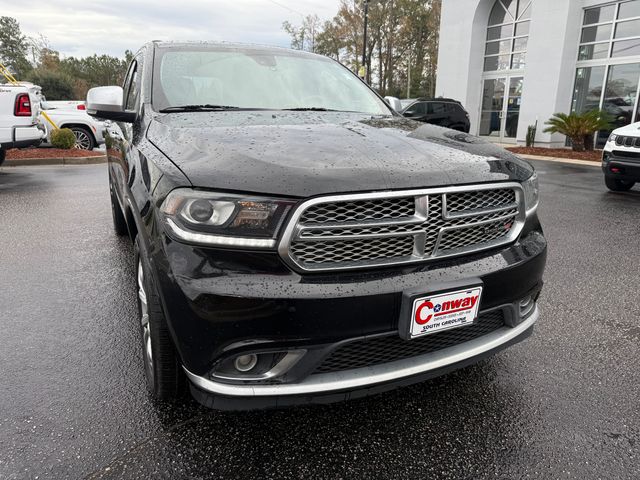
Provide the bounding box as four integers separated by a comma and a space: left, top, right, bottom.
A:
234, 354, 258, 372
519, 295, 535, 318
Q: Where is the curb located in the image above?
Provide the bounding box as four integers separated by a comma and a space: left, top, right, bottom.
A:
3, 155, 107, 167
515, 153, 600, 167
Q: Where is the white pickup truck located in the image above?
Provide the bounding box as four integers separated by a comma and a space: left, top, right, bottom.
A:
0, 83, 46, 165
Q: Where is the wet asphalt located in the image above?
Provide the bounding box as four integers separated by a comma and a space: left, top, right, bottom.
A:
0, 160, 639, 479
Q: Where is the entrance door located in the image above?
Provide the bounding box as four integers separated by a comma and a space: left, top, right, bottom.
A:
479, 76, 524, 143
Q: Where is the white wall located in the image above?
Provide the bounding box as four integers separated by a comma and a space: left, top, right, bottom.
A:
436, 0, 591, 147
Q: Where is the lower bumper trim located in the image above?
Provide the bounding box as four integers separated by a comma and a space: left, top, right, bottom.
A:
184, 305, 539, 398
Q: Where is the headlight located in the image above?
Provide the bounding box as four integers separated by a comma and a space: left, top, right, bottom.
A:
160, 189, 296, 248
608, 133, 617, 143
522, 172, 539, 213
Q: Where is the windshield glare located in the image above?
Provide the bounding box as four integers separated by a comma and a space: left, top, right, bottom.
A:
153, 48, 390, 115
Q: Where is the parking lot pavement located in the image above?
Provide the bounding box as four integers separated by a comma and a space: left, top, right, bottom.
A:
0, 161, 639, 479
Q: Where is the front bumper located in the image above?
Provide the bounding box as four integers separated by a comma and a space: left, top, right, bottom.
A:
186, 305, 538, 409
602, 150, 640, 182
151, 221, 546, 408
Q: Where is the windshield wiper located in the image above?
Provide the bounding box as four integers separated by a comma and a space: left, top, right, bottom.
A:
282, 107, 340, 112
159, 104, 241, 113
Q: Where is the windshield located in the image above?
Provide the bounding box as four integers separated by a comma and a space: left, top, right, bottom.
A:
152, 46, 391, 115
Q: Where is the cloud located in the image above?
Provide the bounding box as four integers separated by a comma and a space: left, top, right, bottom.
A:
3, 0, 340, 58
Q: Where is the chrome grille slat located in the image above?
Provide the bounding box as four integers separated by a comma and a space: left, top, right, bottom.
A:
278, 183, 526, 272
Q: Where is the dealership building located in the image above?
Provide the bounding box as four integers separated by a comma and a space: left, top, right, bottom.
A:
436, 0, 640, 146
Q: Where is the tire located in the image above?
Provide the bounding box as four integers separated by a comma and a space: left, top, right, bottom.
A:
135, 236, 186, 400
109, 176, 129, 236
605, 176, 634, 192
70, 126, 96, 150
0, 148, 5, 166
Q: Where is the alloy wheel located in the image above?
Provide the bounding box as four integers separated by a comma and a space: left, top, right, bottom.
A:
73, 130, 92, 150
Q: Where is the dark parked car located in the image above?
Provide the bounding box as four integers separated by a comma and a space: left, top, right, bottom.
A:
402, 98, 471, 133
87, 42, 546, 410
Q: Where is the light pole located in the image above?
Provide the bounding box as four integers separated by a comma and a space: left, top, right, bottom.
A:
361, 0, 369, 79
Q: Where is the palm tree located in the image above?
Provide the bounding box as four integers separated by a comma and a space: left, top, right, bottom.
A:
544, 110, 613, 152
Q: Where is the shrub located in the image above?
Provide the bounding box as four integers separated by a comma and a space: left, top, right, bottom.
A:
543, 110, 612, 152
50, 128, 76, 149
526, 124, 537, 147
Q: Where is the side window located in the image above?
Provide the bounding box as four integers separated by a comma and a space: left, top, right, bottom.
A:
125, 59, 142, 111
404, 103, 420, 115
429, 102, 446, 114
122, 61, 136, 108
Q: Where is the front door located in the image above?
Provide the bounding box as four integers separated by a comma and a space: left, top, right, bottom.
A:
479, 76, 524, 143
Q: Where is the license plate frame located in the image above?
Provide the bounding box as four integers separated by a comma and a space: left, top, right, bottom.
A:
398, 280, 483, 340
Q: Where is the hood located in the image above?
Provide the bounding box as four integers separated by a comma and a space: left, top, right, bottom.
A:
147, 111, 534, 198
613, 121, 640, 136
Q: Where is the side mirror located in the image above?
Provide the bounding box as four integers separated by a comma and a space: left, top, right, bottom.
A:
86, 86, 136, 123
384, 96, 403, 113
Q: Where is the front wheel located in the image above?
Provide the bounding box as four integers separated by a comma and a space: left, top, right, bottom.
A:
135, 237, 186, 400
0, 148, 5, 166
70, 126, 96, 150
605, 176, 635, 192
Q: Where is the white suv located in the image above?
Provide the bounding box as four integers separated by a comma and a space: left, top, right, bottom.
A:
0, 83, 46, 165
602, 121, 640, 191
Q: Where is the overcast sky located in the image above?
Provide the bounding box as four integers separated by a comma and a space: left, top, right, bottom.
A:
1, 0, 341, 58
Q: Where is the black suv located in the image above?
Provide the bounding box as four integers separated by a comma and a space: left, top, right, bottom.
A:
402, 98, 471, 133
87, 42, 546, 410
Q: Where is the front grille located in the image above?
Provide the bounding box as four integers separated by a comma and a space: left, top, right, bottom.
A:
615, 136, 640, 148
315, 309, 506, 374
280, 184, 524, 272
612, 150, 640, 160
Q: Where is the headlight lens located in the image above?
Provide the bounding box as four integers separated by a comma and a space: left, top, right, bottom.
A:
160, 189, 296, 248
522, 172, 539, 213
608, 133, 617, 143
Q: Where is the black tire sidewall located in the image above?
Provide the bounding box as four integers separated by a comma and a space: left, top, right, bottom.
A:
0, 148, 5, 166
134, 236, 185, 399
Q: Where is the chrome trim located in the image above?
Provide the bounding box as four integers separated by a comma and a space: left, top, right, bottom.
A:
165, 218, 276, 248
184, 305, 539, 397
278, 182, 526, 272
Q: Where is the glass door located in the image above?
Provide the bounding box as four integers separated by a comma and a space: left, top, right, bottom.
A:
480, 77, 506, 139
480, 76, 524, 142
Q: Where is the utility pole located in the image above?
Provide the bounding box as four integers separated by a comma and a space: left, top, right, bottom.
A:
407, 56, 411, 99
361, 0, 369, 79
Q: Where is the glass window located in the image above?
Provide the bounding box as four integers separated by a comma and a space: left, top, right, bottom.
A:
514, 21, 530, 36
618, 0, 640, 19
484, 1, 530, 71
581, 24, 613, 43
429, 103, 447, 114
578, 43, 610, 60
484, 55, 511, 71
487, 24, 513, 41
611, 39, 640, 57
511, 53, 527, 69
615, 19, 640, 38
405, 102, 426, 115
489, 1, 512, 25
513, 37, 528, 52
584, 5, 616, 25
518, 1, 532, 20
571, 66, 606, 113
603, 63, 640, 130
486, 39, 512, 55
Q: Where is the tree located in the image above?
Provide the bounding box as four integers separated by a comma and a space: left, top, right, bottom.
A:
0, 16, 32, 79
26, 70, 75, 100
283, 14, 322, 52
290, 0, 441, 97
